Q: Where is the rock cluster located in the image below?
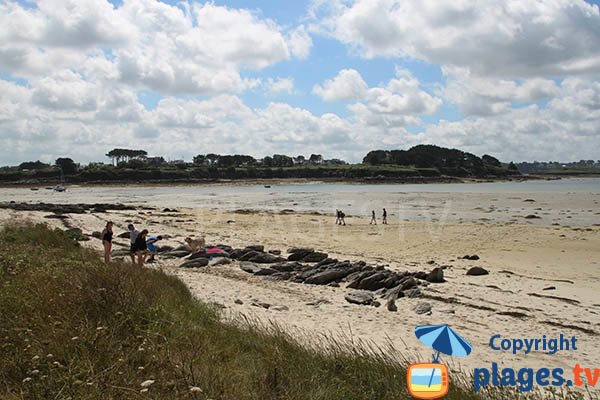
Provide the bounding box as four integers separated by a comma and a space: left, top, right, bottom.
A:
0, 201, 138, 214
235, 247, 447, 309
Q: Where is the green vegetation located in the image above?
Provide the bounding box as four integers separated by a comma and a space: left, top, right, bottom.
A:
0, 223, 590, 399
0, 145, 521, 184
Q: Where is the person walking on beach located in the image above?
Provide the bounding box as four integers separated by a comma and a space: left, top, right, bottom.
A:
339, 210, 346, 226
101, 221, 113, 264
370, 210, 377, 225
128, 223, 139, 263
335, 209, 341, 225
133, 229, 149, 267
382, 208, 387, 224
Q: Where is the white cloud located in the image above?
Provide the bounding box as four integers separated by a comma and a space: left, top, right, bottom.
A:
266, 77, 295, 94
287, 24, 313, 59
315, 0, 600, 77
442, 68, 561, 116
313, 68, 368, 101
0, 0, 300, 95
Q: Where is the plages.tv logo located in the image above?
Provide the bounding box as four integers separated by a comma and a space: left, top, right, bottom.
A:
407, 324, 473, 399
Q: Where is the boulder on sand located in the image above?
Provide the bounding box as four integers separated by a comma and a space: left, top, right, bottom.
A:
301, 252, 329, 263
466, 266, 489, 276
344, 291, 374, 305
180, 258, 209, 268
426, 267, 445, 283
248, 253, 286, 264
304, 268, 352, 285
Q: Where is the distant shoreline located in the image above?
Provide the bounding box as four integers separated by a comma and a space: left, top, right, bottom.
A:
0, 174, 577, 189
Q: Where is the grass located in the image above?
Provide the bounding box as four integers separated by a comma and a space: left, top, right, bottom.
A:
0, 223, 593, 399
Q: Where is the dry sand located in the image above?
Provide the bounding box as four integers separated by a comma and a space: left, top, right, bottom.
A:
1, 186, 599, 389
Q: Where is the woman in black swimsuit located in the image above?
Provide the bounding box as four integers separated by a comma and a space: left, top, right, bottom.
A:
101, 221, 113, 264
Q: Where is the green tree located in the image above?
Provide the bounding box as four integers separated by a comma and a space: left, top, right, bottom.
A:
55, 158, 78, 175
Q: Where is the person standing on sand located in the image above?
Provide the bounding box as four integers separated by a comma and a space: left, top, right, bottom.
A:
128, 223, 139, 263
382, 208, 387, 224
101, 221, 113, 264
370, 210, 377, 225
335, 209, 341, 225
339, 210, 346, 226
133, 229, 149, 267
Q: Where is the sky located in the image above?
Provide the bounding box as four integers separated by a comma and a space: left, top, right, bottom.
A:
1, 0, 599, 165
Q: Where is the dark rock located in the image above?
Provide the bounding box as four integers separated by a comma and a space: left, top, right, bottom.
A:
414, 302, 432, 315
414, 271, 428, 280
229, 249, 245, 259
270, 262, 297, 272
426, 267, 445, 283
268, 249, 281, 255
542, 286, 556, 291
466, 266, 489, 276
357, 271, 389, 291
399, 276, 418, 290
239, 262, 277, 275
371, 301, 381, 308
234, 299, 243, 305
157, 245, 173, 253
295, 269, 321, 281
246, 245, 265, 252
44, 214, 68, 220
189, 252, 209, 260
462, 255, 480, 260
239, 250, 259, 261
287, 250, 313, 261
161, 250, 191, 258
117, 231, 130, 239
91, 231, 102, 239
346, 270, 377, 289
345, 291, 374, 305
287, 247, 314, 254
248, 253, 286, 264
301, 251, 329, 263
316, 258, 338, 267
180, 258, 209, 268
426, 260, 436, 265
305, 268, 353, 285
210, 258, 232, 266
265, 272, 292, 281
387, 298, 398, 312
524, 214, 541, 219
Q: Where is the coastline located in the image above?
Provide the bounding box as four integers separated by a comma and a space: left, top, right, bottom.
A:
0, 173, 573, 189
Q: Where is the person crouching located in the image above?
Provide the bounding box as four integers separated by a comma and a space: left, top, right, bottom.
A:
133, 229, 149, 267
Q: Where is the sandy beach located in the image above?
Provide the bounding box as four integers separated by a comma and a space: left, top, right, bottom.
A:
1, 181, 599, 384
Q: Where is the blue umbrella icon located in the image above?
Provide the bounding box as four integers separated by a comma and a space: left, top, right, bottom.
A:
415, 324, 472, 387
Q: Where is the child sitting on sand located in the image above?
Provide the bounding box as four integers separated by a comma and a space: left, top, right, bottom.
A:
185, 236, 206, 253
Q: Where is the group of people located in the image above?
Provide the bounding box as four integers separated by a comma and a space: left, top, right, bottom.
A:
335, 209, 346, 225
370, 208, 387, 225
334, 208, 388, 225
101, 222, 162, 266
